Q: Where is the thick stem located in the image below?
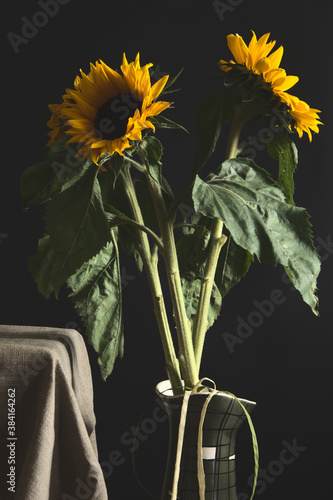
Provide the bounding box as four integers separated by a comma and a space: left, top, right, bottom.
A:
144, 170, 198, 389
192, 223, 227, 370
121, 165, 182, 393
192, 99, 257, 376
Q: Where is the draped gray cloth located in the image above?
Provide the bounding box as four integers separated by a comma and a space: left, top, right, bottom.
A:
0, 325, 108, 500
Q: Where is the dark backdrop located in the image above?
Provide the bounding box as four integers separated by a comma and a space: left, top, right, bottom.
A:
1, 1, 332, 498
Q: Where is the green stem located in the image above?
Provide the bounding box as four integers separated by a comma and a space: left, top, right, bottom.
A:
192, 221, 227, 370
123, 154, 146, 172
192, 99, 257, 375
115, 217, 165, 256
120, 164, 182, 393
143, 169, 198, 389
225, 99, 253, 159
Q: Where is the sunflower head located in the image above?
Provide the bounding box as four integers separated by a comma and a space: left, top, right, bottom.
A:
219, 31, 322, 141
47, 53, 172, 163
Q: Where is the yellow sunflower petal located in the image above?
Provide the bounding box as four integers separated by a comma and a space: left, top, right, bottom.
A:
274, 75, 299, 92
248, 30, 258, 51
128, 126, 143, 141
90, 140, 109, 149
227, 34, 248, 65
255, 33, 275, 58
122, 53, 129, 69
254, 57, 271, 75
267, 45, 284, 69
218, 59, 232, 72
65, 91, 97, 117
150, 75, 169, 101
147, 100, 172, 117
248, 32, 276, 69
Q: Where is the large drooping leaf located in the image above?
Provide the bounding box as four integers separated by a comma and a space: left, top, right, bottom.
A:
215, 228, 254, 299
20, 134, 94, 206
192, 158, 320, 314
39, 165, 111, 297
193, 92, 238, 174
20, 156, 62, 206
67, 237, 123, 381
266, 132, 298, 205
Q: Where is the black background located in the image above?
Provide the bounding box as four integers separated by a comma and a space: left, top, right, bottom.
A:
1, 0, 332, 498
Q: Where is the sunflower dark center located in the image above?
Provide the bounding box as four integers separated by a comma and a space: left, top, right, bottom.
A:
94, 92, 142, 141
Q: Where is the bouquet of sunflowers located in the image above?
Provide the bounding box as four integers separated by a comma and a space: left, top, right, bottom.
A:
20, 32, 322, 396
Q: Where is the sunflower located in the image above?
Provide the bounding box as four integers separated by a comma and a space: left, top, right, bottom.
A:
218, 31, 322, 141
47, 53, 172, 163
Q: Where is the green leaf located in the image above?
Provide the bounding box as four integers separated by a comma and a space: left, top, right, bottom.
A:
266, 132, 298, 205
139, 136, 164, 188
44, 165, 111, 296
177, 215, 211, 273
104, 204, 134, 226
193, 92, 238, 174
98, 152, 125, 187
99, 168, 123, 208
149, 115, 188, 133
20, 134, 94, 207
99, 171, 144, 271
193, 158, 320, 314
20, 156, 63, 207
67, 236, 123, 380
133, 176, 160, 231
177, 217, 222, 328
216, 229, 254, 299
181, 276, 222, 329
46, 132, 70, 157
29, 235, 60, 299
162, 67, 183, 90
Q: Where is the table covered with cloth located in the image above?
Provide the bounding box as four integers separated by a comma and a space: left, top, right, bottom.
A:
0, 325, 108, 500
